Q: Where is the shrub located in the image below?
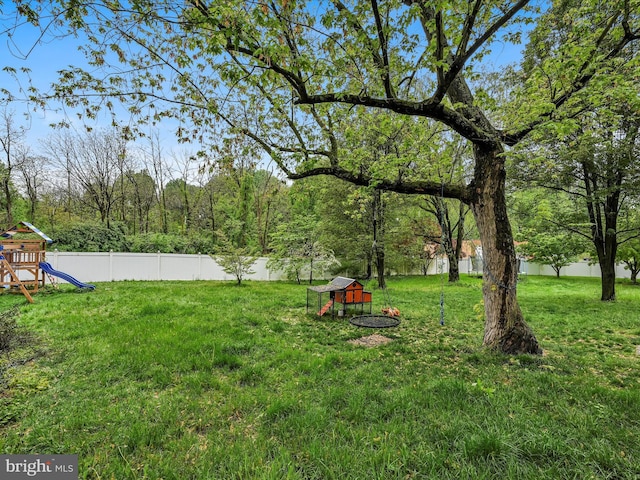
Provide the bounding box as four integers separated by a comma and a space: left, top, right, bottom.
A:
127, 233, 216, 254
213, 248, 257, 285
53, 222, 129, 252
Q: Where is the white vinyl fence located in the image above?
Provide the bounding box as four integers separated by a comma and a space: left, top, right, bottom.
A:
41, 251, 633, 285
43, 251, 286, 283
458, 257, 632, 280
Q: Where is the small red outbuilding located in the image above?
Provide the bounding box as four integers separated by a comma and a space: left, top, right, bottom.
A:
307, 276, 372, 318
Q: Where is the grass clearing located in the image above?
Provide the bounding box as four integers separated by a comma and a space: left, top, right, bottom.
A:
1, 275, 640, 479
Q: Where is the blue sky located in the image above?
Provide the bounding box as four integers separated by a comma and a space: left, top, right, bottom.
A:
1, 7, 182, 153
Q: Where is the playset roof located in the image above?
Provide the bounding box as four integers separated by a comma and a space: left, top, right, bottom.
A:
1, 221, 53, 244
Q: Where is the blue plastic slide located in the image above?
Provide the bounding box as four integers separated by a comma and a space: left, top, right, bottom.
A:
39, 262, 96, 290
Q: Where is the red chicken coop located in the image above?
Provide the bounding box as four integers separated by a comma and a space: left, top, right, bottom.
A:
307, 276, 372, 318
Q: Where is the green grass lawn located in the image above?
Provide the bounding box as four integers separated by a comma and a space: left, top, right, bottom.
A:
1, 275, 640, 479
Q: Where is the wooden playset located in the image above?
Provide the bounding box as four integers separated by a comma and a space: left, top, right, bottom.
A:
0, 222, 95, 303
0, 222, 52, 303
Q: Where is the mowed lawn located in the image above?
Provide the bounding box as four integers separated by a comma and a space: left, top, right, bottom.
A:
1, 275, 640, 479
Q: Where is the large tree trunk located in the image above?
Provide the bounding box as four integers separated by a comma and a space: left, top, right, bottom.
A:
596, 231, 617, 300
583, 159, 621, 301
590, 214, 618, 301
600, 260, 616, 300
365, 251, 373, 280
471, 145, 542, 355
629, 263, 639, 285
447, 249, 460, 283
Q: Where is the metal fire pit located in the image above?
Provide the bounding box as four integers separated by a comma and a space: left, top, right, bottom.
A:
349, 314, 400, 328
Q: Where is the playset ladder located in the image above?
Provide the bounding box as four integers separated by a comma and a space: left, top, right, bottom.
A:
0, 257, 34, 303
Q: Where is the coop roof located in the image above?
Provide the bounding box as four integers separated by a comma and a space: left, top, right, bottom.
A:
308, 276, 360, 293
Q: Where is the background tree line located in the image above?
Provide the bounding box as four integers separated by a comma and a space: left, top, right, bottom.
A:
1, 111, 466, 282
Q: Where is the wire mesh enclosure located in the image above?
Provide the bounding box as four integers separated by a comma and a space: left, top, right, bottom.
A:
307, 277, 372, 318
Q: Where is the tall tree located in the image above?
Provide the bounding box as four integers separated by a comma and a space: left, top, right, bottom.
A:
0, 109, 24, 226
511, 110, 640, 300
125, 169, 157, 234
510, 189, 587, 278
195, 171, 224, 243
41, 129, 78, 220
421, 137, 473, 283
253, 168, 287, 255
44, 128, 130, 227
311, 178, 375, 278
16, 149, 46, 223
268, 212, 340, 285
420, 196, 471, 283
144, 131, 171, 233
201, 135, 261, 248
8, 0, 639, 354
167, 151, 201, 234
617, 236, 640, 284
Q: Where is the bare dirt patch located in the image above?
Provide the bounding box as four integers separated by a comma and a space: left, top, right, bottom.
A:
348, 334, 393, 347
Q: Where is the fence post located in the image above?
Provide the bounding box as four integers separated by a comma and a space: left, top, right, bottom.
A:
109, 250, 113, 281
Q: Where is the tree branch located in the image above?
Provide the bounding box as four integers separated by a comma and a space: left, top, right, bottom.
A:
295, 93, 497, 147
503, 9, 639, 145
370, 0, 395, 98
438, 0, 529, 103
331, 0, 392, 97
288, 165, 471, 201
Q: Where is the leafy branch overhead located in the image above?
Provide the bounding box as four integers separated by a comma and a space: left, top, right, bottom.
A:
9, 1, 637, 200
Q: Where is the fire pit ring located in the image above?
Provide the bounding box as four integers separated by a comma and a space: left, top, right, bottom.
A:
349, 314, 400, 328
